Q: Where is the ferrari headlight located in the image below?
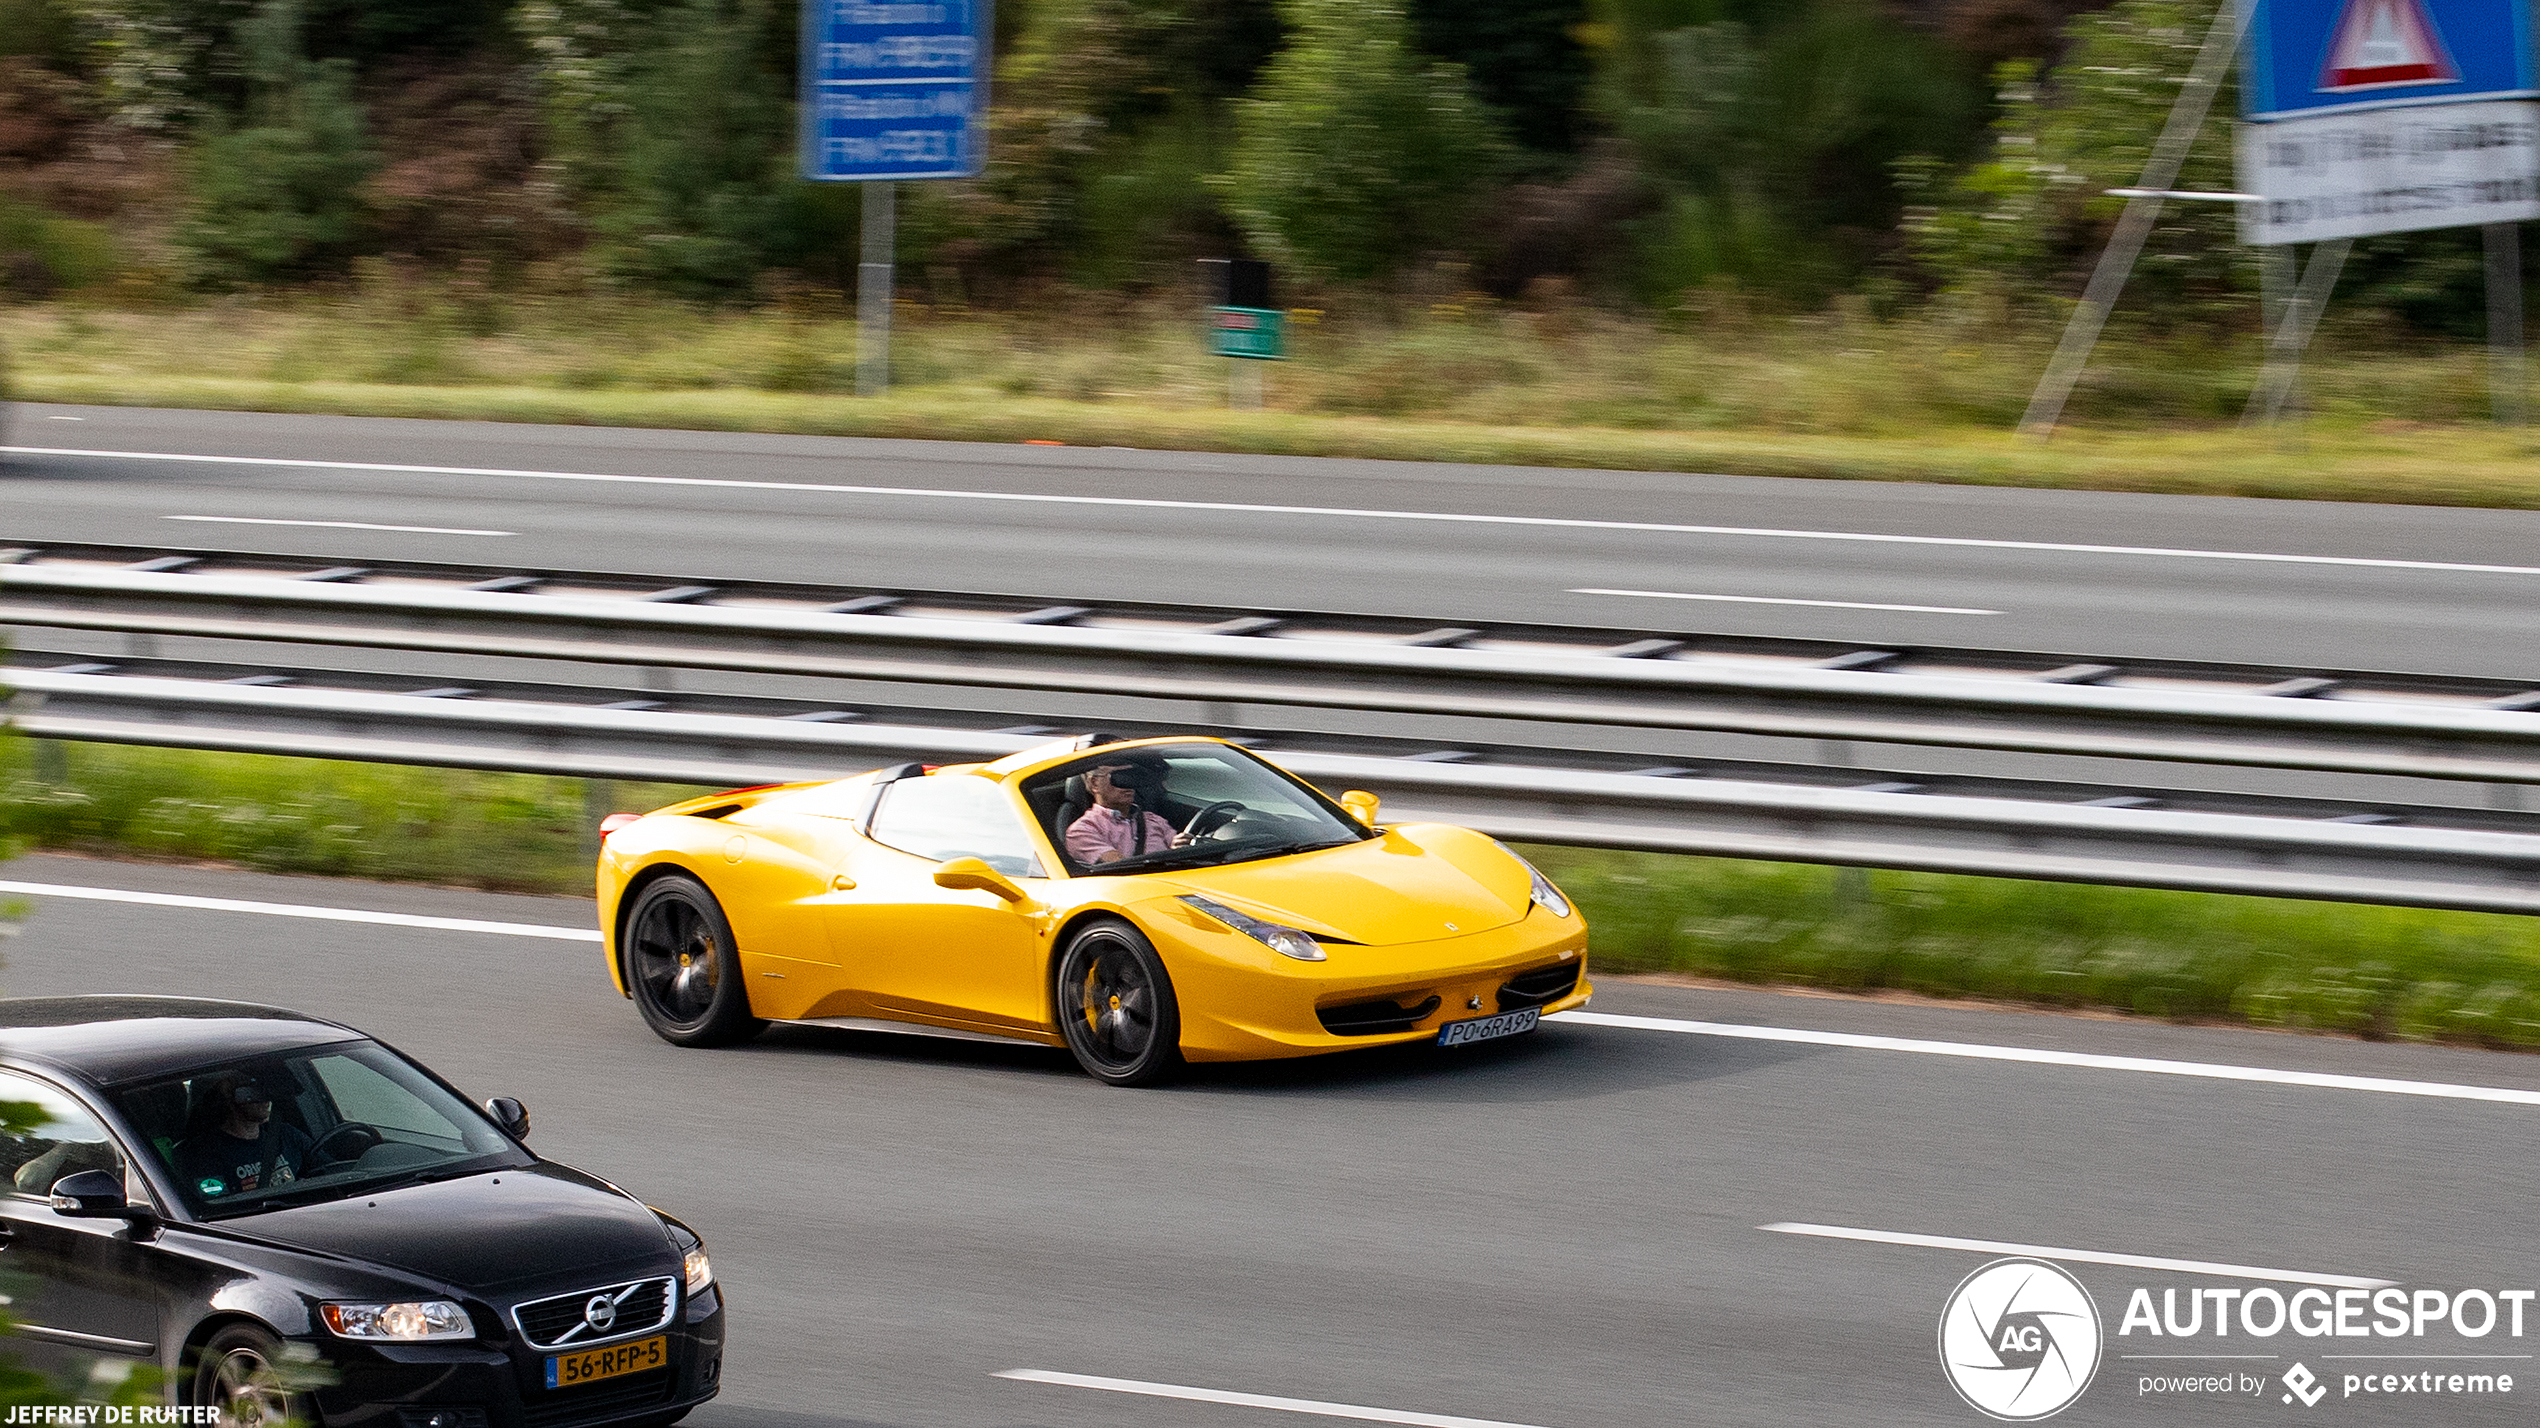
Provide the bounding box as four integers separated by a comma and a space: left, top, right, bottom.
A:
1179, 895, 1326, 962
1499, 847, 1571, 919
683, 1246, 714, 1293
321, 1300, 474, 1341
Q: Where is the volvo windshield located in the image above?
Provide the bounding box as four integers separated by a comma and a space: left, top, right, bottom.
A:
111, 1039, 531, 1219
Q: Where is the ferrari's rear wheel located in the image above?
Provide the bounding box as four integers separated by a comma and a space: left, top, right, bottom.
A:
1054, 918, 1183, 1087
624, 873, 764, 1047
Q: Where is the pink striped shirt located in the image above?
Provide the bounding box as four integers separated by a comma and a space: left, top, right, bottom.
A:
1066, 805, 1178, 864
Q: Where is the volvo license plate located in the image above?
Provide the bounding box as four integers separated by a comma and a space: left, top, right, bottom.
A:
546, 1335, 666, 1389
1437, 1006, 1539, 1047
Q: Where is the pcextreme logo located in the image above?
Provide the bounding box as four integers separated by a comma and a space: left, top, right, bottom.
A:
1939, 1258, 2104, 1420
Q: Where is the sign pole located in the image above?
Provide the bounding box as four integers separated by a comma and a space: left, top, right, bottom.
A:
2488, 221, 2526, 425
2016, 0, 2247, 439
2243, 237, 2351, 427
858, 182, 895, 398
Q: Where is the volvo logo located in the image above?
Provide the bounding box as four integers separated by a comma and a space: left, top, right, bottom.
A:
584, 1295, 618, 1332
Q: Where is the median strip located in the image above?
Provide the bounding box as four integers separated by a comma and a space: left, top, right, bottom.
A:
995, 1370, 1555, 1428
1552, 1010, 2540, 1107
0, 880, 601, 941
1759, 1223, 2392, 1288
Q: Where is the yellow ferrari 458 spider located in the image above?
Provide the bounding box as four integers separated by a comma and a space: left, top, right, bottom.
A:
595, 735, 1591, 1084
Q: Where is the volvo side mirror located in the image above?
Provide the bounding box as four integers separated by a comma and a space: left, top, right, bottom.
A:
1340, 790, 1380, 827
485, 1097, 531, 1141
49, 1169, 130, 1218
933, 857, 1029, 903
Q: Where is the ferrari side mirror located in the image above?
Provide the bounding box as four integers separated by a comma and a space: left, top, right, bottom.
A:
1340, 790, 1380, 827
934, 857, 1029, 903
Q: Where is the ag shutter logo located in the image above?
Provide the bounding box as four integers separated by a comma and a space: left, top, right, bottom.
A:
1939, 1258, 2104, 1420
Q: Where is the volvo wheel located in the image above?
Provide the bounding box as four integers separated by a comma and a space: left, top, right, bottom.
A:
1054, 918, 1183, 1086
624, 874, 764, 1047
191, 1324, 301, 1428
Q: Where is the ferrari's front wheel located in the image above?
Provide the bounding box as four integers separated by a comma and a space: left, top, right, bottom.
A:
1054, 918, 1183, 1087
623, 873, 764, 1047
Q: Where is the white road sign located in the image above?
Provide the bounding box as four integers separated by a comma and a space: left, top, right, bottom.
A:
2237, 96, 2540, 244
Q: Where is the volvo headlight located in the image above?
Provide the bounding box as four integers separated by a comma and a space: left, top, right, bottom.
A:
1179, 895, 1326, 962
1500, 847, 1571, 919
683, 1246, 714, 1294
321, 1300, 474, 1341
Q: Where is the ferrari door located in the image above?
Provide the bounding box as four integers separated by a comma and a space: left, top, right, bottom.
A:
818, 773, 1051, 1032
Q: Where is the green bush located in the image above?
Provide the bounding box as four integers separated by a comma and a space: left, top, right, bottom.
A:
597, 0, 793, 298
175, 0, 376, 284
1221, 0, 1509, 283
0, 197, 116, 297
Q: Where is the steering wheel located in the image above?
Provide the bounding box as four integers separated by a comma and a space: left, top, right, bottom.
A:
1180, 801, 1248, 841
310, 1122, 384, 1167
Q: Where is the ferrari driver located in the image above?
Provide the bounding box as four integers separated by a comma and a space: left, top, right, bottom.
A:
1064, 759, 1192, 865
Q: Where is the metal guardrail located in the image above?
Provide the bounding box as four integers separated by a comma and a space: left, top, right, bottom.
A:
11, 668, 2540, 914
6, 554, 2540, 785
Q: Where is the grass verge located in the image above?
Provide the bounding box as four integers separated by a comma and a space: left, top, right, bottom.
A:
11, 297, 2540, 507
20, 372, 2540, 510
8, 740, 2540, 1049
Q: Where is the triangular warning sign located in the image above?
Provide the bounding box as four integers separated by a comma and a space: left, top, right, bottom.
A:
2317, 0, 2461, 91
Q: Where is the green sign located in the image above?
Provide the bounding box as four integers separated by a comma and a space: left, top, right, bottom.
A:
1208, 306, 1286, 360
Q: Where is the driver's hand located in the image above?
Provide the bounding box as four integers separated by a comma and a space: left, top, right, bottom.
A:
1094, 849, 1122, 863
1171, 833, 1192, 847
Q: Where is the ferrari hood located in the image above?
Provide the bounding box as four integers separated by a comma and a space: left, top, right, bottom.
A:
1153, 825, 1531, 947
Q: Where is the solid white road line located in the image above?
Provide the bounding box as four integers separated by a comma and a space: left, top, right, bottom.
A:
996, 1370, 1555, 1428
166, 515, 515, 536
13, 444, 2540, 576
0, 881, 600, 941
1760, 1224, 2393, 1289
1569, 587, 2001, 615
1550, 1010, 2540, 1108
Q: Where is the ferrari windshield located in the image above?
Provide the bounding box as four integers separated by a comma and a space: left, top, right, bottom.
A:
110, 1040, 531, 1220
1026, 742, 1371, 875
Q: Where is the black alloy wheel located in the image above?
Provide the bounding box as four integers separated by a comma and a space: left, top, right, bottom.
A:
1054, 918, 1184, 1086
624, 874, 764, 1047
190, 1324, 301, 1428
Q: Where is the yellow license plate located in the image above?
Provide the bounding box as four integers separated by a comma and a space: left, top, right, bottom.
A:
545, 1335, 667, 1389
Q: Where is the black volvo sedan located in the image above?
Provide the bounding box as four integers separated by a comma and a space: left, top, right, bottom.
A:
0, 996, 725, 1427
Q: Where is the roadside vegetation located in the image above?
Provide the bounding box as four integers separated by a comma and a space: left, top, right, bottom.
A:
10, 296, 2540, 507
4, 0, 2538, 503
8, 740, 2540, 1051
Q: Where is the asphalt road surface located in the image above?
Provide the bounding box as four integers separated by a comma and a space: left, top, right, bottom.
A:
8, 853, 2538, 1427
7, 404, 2540, 678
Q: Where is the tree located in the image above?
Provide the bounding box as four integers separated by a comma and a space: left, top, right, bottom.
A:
1595, 0, 1980, 300
1221, 0, 1508, 284
175, 0, 376, 283
1905, 0, 2243, 313
594, 0, 790, 296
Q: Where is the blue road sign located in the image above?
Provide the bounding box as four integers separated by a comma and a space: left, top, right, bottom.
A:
800, 0, 990, 180
2244, 0, 2534, 119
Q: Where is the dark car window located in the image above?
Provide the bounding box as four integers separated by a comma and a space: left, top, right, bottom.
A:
1023, 742, 1370, 875
109, 1041, 530, 1220
0, 1070, 127, 1198
866, 773, 1044, 878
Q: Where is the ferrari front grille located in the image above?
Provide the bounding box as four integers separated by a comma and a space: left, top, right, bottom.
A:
1317, 995, 1443, 1037
511, 1277, 676, 1351
1496, 962, 1581, 1012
